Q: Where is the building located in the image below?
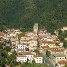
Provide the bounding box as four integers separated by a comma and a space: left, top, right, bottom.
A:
16, 52, 44, 63
61, 26, 67, 31
51, 54, 66, 65
29, 40, 38, 51
33, 23, 38, 35
34, 54, 44, 63
16, 54, 27, 63
17, 43, 28, 53
50, 48, 64, 54
58, 60, 67, 67
10, 36, 19, 49
64, 49, 67, 58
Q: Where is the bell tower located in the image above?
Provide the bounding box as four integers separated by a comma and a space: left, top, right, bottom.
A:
33, 23, 38, 34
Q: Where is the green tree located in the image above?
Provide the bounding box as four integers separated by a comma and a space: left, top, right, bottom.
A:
34, 49, 40, 54
32, 60, 35, 64
4, 46, 11, 52
46, 50, 51, 57
25, 48, 29, 51
63, 41, 67, 48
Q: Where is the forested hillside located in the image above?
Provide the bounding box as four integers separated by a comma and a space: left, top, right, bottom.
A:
0, 0, 67, 32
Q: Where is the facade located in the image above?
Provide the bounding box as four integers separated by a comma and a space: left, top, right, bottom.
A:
29, 40, 38, 51
50, 48, 64, 54
52, 54, 66, 64
16, 52, 44, 63
40, 41, 57, 48
10, 36, 19, 49
58, 60, 67, 67
33, 23, 38, 35
17, 43, 28, 52
34, 54, 43, 63
16, 54, 27, 63
64, 49, 67, 58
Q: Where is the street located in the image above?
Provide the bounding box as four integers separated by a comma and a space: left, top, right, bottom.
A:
42, 51, 55, 67
44, 56, 55, 67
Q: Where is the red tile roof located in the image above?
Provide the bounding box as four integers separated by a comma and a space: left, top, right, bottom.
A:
22, 52, 34, 55
34, 54, 44, 57
59, 60, 67, 64
41, 45, 50, 49
50, 48, 64, 52
17, 54, 26, 57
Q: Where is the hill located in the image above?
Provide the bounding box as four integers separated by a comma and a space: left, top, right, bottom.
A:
0, 0, 67, 32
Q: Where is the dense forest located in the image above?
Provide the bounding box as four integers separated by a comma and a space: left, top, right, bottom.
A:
0, 0, 67, 32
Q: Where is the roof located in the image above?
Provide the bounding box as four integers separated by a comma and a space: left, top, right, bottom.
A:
34, 54, 44, 57
22, 52, 34, 55
17, 54, 27, 57
42, 41, 55, 44
41, 45, 50, 49
59, 60, 67, 64
50, 48, 64, 52
0, 32, 4, 36
53, 54, 66, 57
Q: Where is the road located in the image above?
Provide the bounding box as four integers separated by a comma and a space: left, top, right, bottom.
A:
44, 56, 55, 67
42, 51, 55, 67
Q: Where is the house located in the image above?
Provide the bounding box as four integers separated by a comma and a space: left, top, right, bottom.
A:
64, 49, 67, 58
16, 54, 27, 63
20, 35, 38, 51
50, 48, 64, 54
16, 52, 34, 63
23, 52, 34, 62
40, 41, 57, 48
34, 54, 44, 63
20, 36, 30, 45
29, 40, 38, 51
17, 43, 28, 50
58, 60, 67, 67
10, 36, 19, 49
16, 52, 44, 63
17, 43, 28, 53
51, 54, 66, 65
40, 45, 50, 54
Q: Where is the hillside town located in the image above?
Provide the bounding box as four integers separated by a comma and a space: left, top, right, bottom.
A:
0, 23, 67, 67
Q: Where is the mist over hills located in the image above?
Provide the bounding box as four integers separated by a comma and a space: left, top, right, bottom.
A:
0, 0, 67, 32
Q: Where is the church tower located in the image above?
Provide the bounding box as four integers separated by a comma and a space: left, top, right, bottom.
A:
33, 23, 38, 34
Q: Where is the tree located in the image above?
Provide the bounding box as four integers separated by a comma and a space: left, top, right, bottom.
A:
0, 0, 66, 32
0, 42, 6, 49
27, 58, 29, 63
46, 50, 51, 57
63, 41, 67, 48
32, 60, 35, 64
1, 63, 6, 67
4, 46, 11, 52
34, 49, 40, 54
25, 48, 29, 51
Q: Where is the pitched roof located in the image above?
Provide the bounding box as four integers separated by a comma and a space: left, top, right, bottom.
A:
53, 54, 66, 57
17, 54, 27, 57
41, 45, 50, 49
34, 54, 44, 57
59, 60, 67, 64
50, 48, 64, 52
22, 52, 34, 55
